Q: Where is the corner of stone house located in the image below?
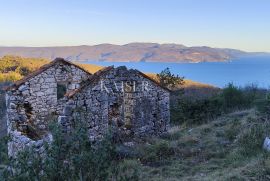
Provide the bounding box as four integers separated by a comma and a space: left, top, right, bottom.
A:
5, 89, 54, 158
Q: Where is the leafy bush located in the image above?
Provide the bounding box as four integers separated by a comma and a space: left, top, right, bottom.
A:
221, 83, 245, 110
3, 120, 118, 181
242, 84, 263, 105
171, 97, 223, 125
3, 146, 44, 180
254, 93, 270, 119
157, 67, 184, 89
171, 83, 267, 125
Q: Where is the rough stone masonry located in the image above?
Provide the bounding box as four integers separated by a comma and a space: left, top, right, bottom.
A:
5, 58, 170, 157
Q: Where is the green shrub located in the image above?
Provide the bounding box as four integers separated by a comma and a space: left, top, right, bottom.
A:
3, 147, 44, 181
221, 83, 245, 110
171, 83, 266, 125
157, 67, 184, 89
0, 136, 8, 165
221, 83, 265, 111
171, 97, 223, 125
254, 94, 270, 118
139, 140, 174, 163
2, 117, 142, 181
3, 120, 117, 181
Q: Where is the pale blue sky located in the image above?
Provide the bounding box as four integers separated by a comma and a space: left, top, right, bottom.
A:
0, 0, 269, 52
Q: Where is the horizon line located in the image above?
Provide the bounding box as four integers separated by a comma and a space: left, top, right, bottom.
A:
0, 42, 265, 53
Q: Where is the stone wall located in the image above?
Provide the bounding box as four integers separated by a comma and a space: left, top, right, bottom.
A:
64, 66, 170, 142
5, 62, 170, 158
0, 93, 6, 138
6, 61, 91, 157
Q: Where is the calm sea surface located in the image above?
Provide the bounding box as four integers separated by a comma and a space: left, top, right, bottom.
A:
85, 56, 270, 88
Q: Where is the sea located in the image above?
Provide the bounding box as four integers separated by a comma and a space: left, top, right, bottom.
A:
85, 55, 270, 88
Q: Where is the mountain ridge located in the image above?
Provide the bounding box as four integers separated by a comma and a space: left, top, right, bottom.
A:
0, 43, 264, 63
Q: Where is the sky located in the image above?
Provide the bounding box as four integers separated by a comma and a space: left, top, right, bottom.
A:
0, 0, 269, 52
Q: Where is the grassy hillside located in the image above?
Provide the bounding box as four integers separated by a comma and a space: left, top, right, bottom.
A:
73, 61, 104, 74
2, 109, 270, 180
146, 73, 220, 99
0, 55, 49, 82
0, 55, 104, 82
127, 109, 270, 180
146, 73, 216, 89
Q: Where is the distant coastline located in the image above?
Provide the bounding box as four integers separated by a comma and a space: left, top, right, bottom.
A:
1, 42, 265, 63
84, 55, 270, 88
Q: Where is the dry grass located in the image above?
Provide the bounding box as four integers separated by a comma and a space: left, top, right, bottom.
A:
146, 73, 220, 99
0, 56, 104, 82
73, 62, 104, 74
125, 109, 270, 180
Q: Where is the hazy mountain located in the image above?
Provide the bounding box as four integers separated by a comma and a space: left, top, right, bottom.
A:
0, 43, 255, 63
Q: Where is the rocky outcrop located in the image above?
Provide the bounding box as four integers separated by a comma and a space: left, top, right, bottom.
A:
263, 137, 270, 152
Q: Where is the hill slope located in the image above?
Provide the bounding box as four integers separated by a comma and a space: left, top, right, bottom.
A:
0, 56, 214, 89
128, 109, 270, 180
0, 43, 249, 63
0, 56, 103, 82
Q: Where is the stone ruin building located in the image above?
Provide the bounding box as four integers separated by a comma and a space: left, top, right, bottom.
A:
5, 58, 170, 157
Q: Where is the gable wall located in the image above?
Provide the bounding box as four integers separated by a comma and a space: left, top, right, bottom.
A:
65, 67, 170, 141
6, 62, 91, 157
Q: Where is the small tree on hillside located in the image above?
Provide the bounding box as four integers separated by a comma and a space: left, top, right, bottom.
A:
157, 68, 184, 90
222, 83, 245, 110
